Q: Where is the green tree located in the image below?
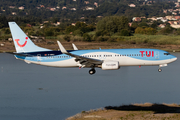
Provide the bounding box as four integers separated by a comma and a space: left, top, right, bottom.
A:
96, 16, 130, 36
45, 30, 54, 36
95, 30, 110, 37
119, 29, 130, 36
138, 22, 149, 28
83, 33, 91, 42
151, 21, 158, 29
74, 29, 83, 36
135, 27, 145, 34
131, 22, 138, 31
63, 35, 71, 42
3, 28, 10, 34
135, 27, 156, 35
158, 25, 174, 35
65, 25, 76, 34
144, 27, 157, 35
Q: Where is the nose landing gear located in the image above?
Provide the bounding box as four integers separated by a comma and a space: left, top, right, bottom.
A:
89, 68, 96, 75
158, 64, 167, 72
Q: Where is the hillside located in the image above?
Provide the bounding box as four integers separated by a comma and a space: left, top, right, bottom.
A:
0, 0, 176, 22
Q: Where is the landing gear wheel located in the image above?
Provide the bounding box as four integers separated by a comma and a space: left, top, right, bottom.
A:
158, 68, 162, 72
89, 69, 96, 75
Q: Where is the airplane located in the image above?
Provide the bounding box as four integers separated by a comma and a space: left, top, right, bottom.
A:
8, 22, 177, 75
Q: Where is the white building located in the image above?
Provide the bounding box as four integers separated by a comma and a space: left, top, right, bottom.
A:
19, 6, 24, 10
62, 6, 67, 10
12, 12, 17, 15
71, 8, 76, 10
129, 4, 136, 7
85, 7, 94, 10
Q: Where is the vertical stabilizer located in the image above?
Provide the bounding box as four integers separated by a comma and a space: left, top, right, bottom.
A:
8, 22, 51, 53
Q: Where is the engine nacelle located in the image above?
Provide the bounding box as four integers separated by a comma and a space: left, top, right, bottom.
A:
102, 61, 120, 70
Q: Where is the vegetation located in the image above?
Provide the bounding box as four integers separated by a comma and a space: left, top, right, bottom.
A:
0, 0, 180, 51
0, 0, 177, 23
66, 103, 180, 120
96, 16, 130, 36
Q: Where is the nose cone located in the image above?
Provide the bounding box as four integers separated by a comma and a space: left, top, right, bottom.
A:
173, 57, 177, 61
171, 55, 177, 62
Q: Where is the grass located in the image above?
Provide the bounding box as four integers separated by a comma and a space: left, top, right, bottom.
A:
1, 33, 180, 52
114, 34, 180, 45
55, 34, 180, 45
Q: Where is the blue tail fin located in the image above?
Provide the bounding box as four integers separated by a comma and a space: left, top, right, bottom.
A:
8, 22, 51, 53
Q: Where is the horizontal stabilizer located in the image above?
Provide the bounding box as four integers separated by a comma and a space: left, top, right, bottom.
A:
6, 52, 33, 57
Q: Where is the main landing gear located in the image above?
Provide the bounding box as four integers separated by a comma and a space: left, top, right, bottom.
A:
89, 68, 96, 75
158, 68, 162, 72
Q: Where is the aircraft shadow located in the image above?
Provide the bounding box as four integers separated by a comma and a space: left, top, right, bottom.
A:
105, 104, 180, 114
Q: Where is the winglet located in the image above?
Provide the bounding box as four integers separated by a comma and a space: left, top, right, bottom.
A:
72, 43, 78, 50
57, 41, 67, 53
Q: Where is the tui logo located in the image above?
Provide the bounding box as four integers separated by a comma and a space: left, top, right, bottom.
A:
140, 51, 154, 57
15, 37, 28, 47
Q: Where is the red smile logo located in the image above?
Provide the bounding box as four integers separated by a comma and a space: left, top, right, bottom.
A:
15, 37, 28, 47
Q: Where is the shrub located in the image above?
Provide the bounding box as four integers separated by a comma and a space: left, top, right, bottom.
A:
63, 35, 71, 42
144, 27, 157, 35
95, 30, 110, 37
73, 29, 83, 36
174, 29, 180, 35
135, 27, 145, 34
119, 29, 130, 36
71, 36, 83, 42
44, 30, 54, 36
96, 36, 113, 42
107, 37, 116, 42
83, 33, 91, 42
158, 26, 174, 35
135, 27, 156, 35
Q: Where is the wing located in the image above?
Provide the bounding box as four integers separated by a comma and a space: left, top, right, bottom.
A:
57, 41, 103, 67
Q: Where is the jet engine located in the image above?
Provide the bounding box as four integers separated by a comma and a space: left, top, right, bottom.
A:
102, 61, 120, 70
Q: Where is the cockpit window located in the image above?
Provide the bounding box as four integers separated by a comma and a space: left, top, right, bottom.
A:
164, 53, 170, 55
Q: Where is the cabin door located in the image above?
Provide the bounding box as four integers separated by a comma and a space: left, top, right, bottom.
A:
37, 54, 42, 62
155, 51, 159, 59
